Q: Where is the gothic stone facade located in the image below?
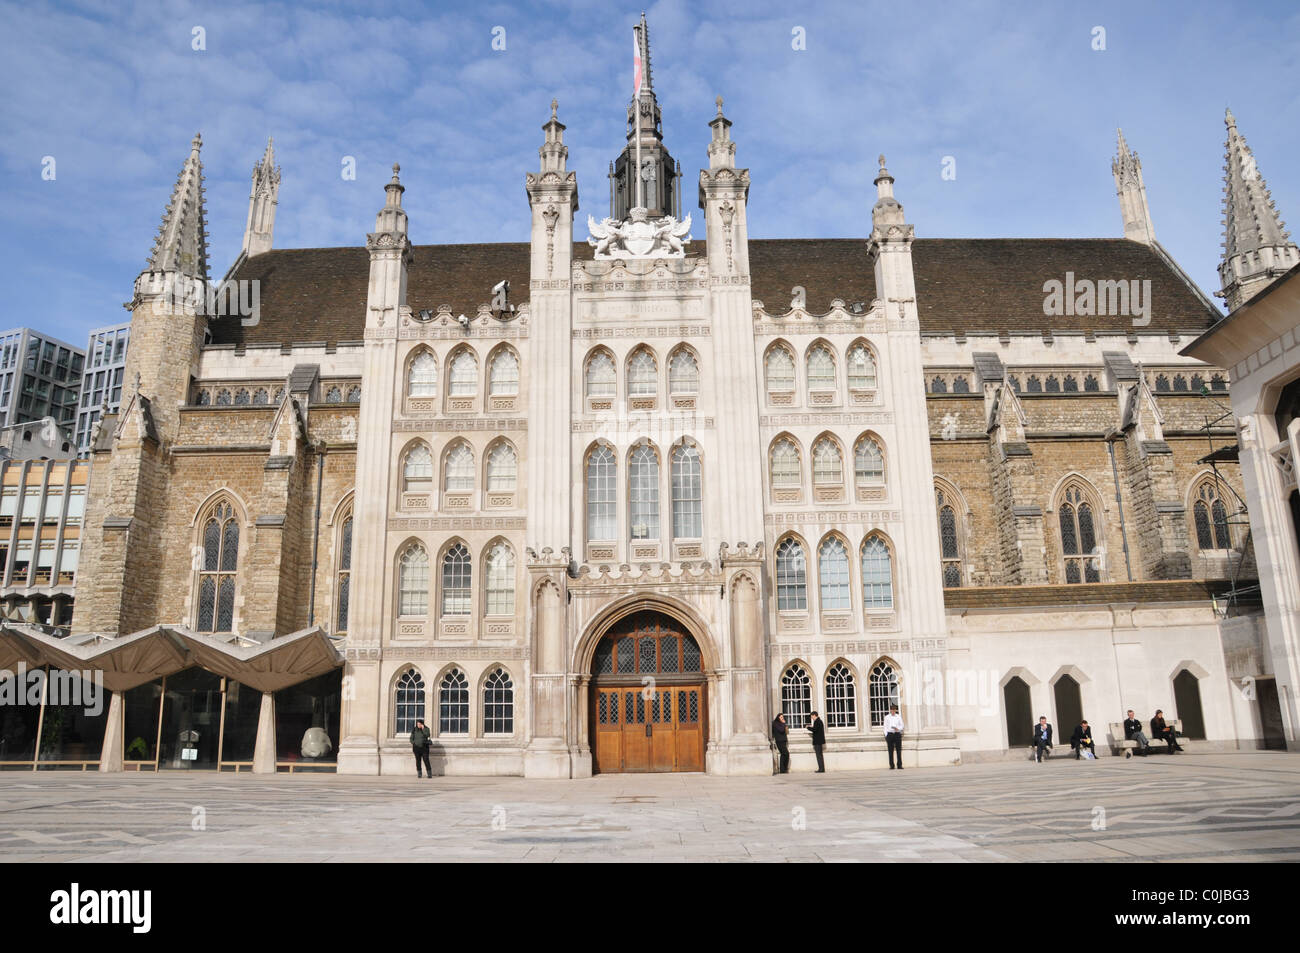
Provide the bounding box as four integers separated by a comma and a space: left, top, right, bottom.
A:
69, 99, 1292, 776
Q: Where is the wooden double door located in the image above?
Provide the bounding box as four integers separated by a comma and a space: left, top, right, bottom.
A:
593, 684, 705, 773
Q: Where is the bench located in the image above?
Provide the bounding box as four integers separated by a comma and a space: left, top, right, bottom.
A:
1108, 719, 1183, 757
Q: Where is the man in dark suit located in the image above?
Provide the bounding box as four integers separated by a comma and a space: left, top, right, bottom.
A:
772, 712, 790, 774
1032, 715, 1052, 762
1151, 710, 1183, 753
807, 711, 826, 773
1071, 720, 1096, 759
1123, 709, 1151, 754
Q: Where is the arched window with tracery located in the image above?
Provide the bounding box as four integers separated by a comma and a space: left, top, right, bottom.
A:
775, 537, 807, 610
403, 444, 433, 494
847, 343, 877, 390
869, 660, 899, 727
335, 505, 353, 634
781, 664, 812, 728
818, 536, 850, 610
439, 668, 469, 734
488, 348, 519, 396
806, 344, 836, 394
936, 485, 963, 588
444, 443, 475, 493
812, 437, 843, 488
486, 442, 517, 492
671, 443, 702, 539
765, 344, 795, 398
771, 437, 801, 488
1192, 479, 1233, 550
483, 668, 514, 734
825, 662, 857, 728
408, 350, 438, 397
586, 350, 616, 398
448, 348, 477, 397
394, 668, 425, 735
1058, 482, 1101, 583
628, 445, 660, 539
854, 435, 884, 486
196, 499, 239, 633
484, 541, 515, 615
398, 543, 429, 616
441, 543, 472, 615
668, 348, 699, 396
587, 445, 617, 541
861, 536, 893, 609
627, 348, 658, 398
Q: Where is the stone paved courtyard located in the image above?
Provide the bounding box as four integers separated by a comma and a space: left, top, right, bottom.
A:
0, 752, 1297, 862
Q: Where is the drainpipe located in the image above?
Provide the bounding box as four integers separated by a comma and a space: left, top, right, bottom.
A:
307, 449, 325, 627
1104, 430, 1134, 582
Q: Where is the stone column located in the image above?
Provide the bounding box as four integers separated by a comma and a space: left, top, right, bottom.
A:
98, 690, 125, 773
252, 691, 277, 774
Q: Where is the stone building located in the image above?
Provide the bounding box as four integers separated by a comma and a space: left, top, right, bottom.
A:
4, 30, 1294, 774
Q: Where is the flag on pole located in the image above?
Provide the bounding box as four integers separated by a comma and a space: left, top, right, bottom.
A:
633, 26, 643, 96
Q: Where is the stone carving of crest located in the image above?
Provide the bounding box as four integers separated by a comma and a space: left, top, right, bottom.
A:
587, 207, 692, 259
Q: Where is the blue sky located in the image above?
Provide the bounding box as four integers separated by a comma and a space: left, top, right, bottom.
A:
2, 0, 1297, 349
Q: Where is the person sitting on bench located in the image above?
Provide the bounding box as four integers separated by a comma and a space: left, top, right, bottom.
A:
1123, 709, 1151, 754
1070, 720, 1096, 759
1150, 710, 1183, 753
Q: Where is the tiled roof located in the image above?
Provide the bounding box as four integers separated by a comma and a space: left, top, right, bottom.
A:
208, 237, 1218, 347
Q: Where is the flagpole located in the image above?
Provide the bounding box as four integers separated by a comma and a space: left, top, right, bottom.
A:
634, 23, 643, 211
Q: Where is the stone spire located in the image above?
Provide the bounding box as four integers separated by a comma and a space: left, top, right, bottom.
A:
871, 154, 908, 235
1113, 129, 1156, 244
241, 137, 280, 257
611, 13, 677, 220
146, 133, 209, 280
1218, 108, 1299, 311
539, 98, 569, 174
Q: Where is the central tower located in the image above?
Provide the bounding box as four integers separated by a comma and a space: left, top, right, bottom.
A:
609, 13, 680, 220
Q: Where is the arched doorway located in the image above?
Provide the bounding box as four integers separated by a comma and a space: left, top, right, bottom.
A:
1173, 669, 1206, 740
590, 611, 706, 773
1003, 677, 1033, 748
1054, 675, 1082, 740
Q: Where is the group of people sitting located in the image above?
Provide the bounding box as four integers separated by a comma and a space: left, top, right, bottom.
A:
1031, 709, 1185, 762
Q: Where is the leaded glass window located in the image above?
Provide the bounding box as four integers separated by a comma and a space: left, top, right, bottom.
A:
449, 349, 477, 396
826, 663, 856, 728
812, 438, 842, 486
395, 668, 425, 735
444, 443, 474, 493
766, 345, 795, 395
782, 665, 811, 728
587, 445, 617, 540
441, 543, 471, 615
807, 344, 835, 392
1084, 374, 1100, 392
776, 537, 807, 610
403, 444, 433, 492
628, 445, 659, 540
952, 376, 970, 394
861, 536, 893, 609
847, 344, 876, 389
937, 487, 962, 588
771, 438, 801, 487
586, 351, 615, 397
1059, 485, 1100, 583
398, 544, 429, 616
869, 661, 899, 728
336, 512, 353, 633
1193, 482, 1232, 550
671, 444, 702, 538
489, 349, 519, 396
484, 542, 514, 615
818, 537, 850, 610
628, 348, 658, 397
668, 349, 699, 395
486, 443, 517, 492
855, 436, 884, 485
196, 500, 239, 633
439, 669, 469, 734
483, 668, 514, 734
408, 350, 438, 397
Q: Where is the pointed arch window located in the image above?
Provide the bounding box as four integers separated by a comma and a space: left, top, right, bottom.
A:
489, 349, 519, 396
1059, 484, 1101, 583
671, 444, 702, 539
937, 486, 962, 588
1193, 480, 1232, 550
403, 444, 433, 493
765, 345, 795, 396
586, 352, 616, 398
812, 438, 843, 486
439, 668, 469, 734
775, 538, 807, 610
449, 349, 477, 396
807, 344, 836, 392
483, 668, 514, 734
394, 668, 425, 735
781, 664, 812, 728
818, 537, 850, 610
847, 344, 877, 390
869, 661, 899, 727
629, 445, 659, 539
587, 445, 617, 541
444, 444, 475, 493
668, 349, 699, 395
196, 500, 239, 633
825, 662, 857, 728
861, 536, 893, 609
628, 349, 658, 397
336, 508, 353, 634
398, 544, 429, 616
484, 542, 515, 615
441, 543, 472, 615
771, 438, 801, 488
854, 435, 884, 485
486, 443, 517, 492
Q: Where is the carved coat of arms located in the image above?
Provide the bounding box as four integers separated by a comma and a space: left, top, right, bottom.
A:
588, 207, 692, 259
